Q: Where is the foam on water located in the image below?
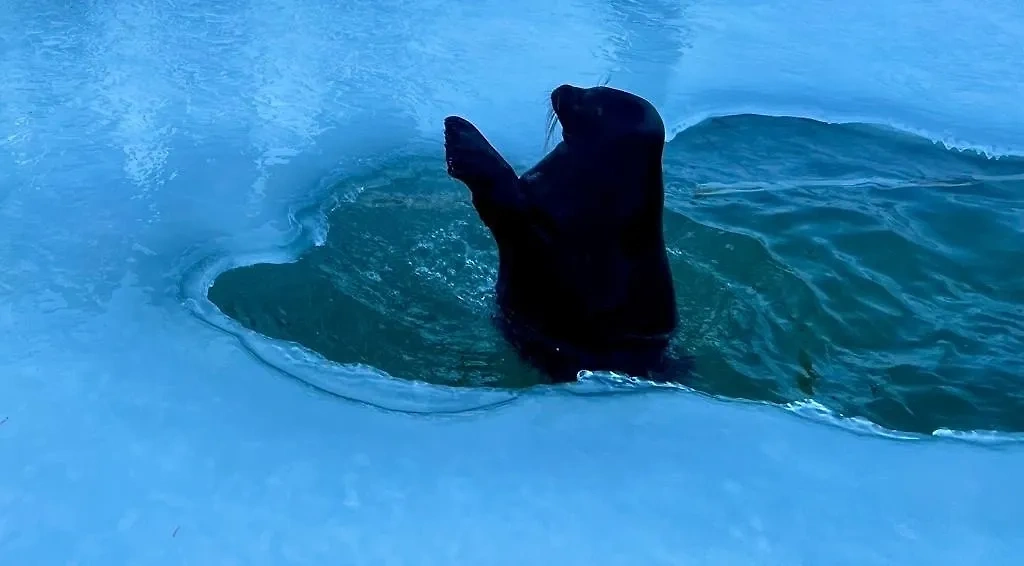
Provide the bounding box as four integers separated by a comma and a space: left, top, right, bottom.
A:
2, 0, 1023, 563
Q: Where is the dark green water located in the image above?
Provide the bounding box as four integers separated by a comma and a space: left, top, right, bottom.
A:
209, 114, 1024, 434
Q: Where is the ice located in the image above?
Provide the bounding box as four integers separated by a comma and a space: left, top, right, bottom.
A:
1, 0, 1023, 563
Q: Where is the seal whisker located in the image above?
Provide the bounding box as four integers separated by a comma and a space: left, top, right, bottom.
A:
543, 106, 560, 152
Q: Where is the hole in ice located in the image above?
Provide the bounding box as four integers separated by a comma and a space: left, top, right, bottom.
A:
208, 114, 1024, 435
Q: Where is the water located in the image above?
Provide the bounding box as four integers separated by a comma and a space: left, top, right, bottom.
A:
2, 0, 1024, 564
209, 115, 1024, 435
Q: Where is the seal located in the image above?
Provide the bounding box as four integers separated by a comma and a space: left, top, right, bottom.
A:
443, 84, 679, 382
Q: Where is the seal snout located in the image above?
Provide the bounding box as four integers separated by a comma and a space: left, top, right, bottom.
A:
551, 84, 581, 116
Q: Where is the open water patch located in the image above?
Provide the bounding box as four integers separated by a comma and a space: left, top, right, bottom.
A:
204, 114, 1024, 435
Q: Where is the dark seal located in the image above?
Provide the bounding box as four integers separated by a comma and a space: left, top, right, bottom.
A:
443, 84, 679, 383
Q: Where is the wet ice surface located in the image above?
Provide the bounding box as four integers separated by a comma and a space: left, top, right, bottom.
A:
3, 318, 1023, 564
2, 0, 1024, 563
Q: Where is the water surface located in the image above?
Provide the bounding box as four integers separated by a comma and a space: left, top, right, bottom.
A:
211, 114, 1024, 434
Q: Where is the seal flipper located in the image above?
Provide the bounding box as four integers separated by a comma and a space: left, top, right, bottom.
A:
443, 116, 524, 230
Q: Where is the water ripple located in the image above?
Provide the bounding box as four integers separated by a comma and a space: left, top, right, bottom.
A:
203, 114, 1023, 435
668, 115, 1024, 433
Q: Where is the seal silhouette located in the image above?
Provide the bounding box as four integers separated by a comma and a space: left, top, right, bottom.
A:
443, 84, 679, 382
